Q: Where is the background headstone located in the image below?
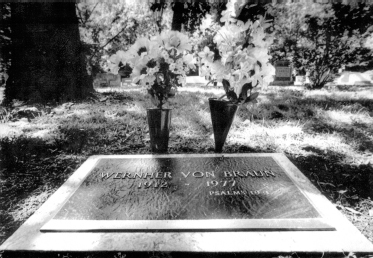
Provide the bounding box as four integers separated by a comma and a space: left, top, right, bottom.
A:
271, 60, 293, 86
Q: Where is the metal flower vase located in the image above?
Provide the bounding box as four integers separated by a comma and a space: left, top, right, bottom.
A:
209, 98, 238, 153
147, 108, 171, 153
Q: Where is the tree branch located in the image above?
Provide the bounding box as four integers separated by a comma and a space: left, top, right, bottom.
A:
88, 26, 128, 64
75, 4, 84, 24
85, 2, 99, 24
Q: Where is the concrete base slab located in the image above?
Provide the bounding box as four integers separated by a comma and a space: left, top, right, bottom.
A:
270, 81, 294, 86
1, 154, 373, 254
186, 76, 222, 87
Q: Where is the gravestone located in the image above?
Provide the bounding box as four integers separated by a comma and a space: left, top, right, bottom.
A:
294, 76, 305, 86
41, 155, 332, 231
271, 60, 293, 86
108, 73, 121, 87
1, 154, 373, 254
93, 73, 122, 88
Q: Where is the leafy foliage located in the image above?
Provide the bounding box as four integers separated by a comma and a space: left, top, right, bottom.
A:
0, 3, 11, 77
221, 79, 259, 105
77, 1, 159, 76
269, 2, 373, 89
190, 12, 222, 58
181, 2, 211, 33
149, 2, 173, 32
268, 2, 322, 64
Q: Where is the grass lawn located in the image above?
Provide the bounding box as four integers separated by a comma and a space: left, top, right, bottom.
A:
0, 84, 372, 256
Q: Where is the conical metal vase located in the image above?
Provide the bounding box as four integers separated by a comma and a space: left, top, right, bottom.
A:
209, 98, 238, 153
147, 108, 171, 153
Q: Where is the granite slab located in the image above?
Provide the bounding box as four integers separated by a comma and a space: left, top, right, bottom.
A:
1, 153, 373, 254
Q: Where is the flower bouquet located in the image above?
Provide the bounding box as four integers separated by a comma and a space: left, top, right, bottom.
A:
109, 30, 195, 152
198, 0, 276, 152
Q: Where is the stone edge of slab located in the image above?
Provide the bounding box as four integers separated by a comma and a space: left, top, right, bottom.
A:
1, 153, 373, 253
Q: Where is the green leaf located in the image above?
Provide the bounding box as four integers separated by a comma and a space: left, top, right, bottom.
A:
227, 91, 238, 102
238, 82, 253, 103
244, 92, 259, 103
222, 79, 230, 94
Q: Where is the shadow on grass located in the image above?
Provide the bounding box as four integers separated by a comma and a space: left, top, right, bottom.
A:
288, 147, 372, 202
259, 89, 373, 152
286, 147, 373, 241
256, 89, 373, 199
303, 119, 373, 153
0, 136, 85, 246
1, 88, 373, 252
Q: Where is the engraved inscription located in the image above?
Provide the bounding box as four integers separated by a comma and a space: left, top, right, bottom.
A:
54, 156, 321, 221
101, 170, 276, 185
209, 190, 270, 196
101, 172, 172, 179
275, 67, 291, 78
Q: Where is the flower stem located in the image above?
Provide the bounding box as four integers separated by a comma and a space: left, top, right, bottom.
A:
218, 94, 226, 100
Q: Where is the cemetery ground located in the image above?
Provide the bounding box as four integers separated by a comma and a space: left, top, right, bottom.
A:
0, 83, 373, 257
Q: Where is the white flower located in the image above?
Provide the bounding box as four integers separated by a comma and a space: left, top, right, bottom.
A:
147, 66, 159, 76
169, 63, 176, 72
108, 50, 129, 74
200, 65, 211, 77
210, 61, 227, 81
261, 63, 276, 85
232, 61, 254, 81
183, 54, 196, 70
196, 0, 274, 99
165, 57, 174, 64
200, 14, 213, 33
176, 58, 183, 66
131, 57, 149, 83
177, 75, 187, 86
157, 30, 192, 54
220, 1, 235, 23
251, 64, 263, 87
128, 37, 157, 58
198, 46, 214, 63
139, 75, 156, 88
237, 20, 252, 32
161, 50, 169, 59
252, 28, 269, 48
220, 0, 246, 23
214, 26, 242, 54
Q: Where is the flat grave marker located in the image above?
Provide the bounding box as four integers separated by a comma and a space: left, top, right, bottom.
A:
42, 155, 332, 232
1, 153, 373, 254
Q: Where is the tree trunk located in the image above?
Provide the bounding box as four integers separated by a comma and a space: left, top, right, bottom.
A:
5, 3, 93, 104
171, 2, 184, 31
